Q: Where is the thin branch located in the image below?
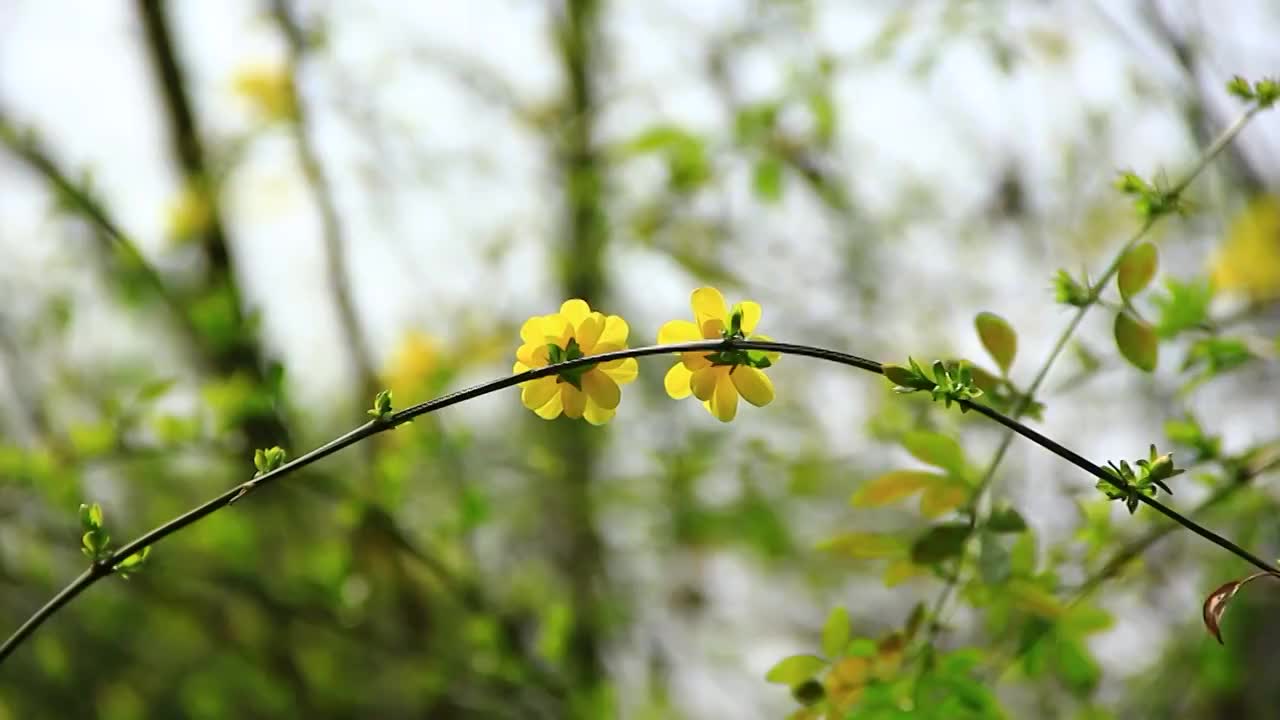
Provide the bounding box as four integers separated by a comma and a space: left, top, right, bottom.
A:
1074, 445, 1280, 600
983, 446, 1280, 681
2, 338, 1273, 665
917, 102, 1266, 654
0, 113, 203, 346
134, 0, 291, 451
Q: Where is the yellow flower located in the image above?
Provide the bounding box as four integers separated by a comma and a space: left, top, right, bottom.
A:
658, 287, 778, 422
513, 299, 639, 425
1211, 195, 1280, 301
164, 181, 213, 245
384, 331, 440, 400
232, 65, 296, 123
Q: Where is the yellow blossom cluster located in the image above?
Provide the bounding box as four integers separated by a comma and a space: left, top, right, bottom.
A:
513, 288, 777, 424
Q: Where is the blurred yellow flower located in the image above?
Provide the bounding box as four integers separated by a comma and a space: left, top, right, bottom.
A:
232, 65, 296, 123
384, 331, 440, 400
513, 299, 639, 425
658, 287, 778, 422
164, 182, 213, 245
1211, 195, 1280, 301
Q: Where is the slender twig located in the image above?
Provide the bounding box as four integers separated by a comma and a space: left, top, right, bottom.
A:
2, 338, 1273, 665
982, 447, 1280, 681
0, 112, 204, 349
916, 104, 1265, 655
1074, 446, 1280, 601
134, 0, 291, 452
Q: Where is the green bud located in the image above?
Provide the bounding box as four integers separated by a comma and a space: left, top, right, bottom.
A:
1254, 78, 1279, 108
253, 446, 288, 477
882, 364, 917, 386
115, 546, 151, 579
728, 305, 744, 338
1053, 270, 1091, 307
1226, 75, 1255, 101
79, 502, 103, 531
368, 389, 394, 419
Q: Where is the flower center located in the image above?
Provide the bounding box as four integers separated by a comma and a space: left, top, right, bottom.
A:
546, 338, 596, 390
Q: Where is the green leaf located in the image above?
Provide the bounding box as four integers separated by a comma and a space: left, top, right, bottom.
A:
816, 532, 904, 559
253, 446, 288, 476
1184, 337, 1254, 380
68, 421, 116, 458
79, 502, 104, 531
1008, 579, 1065, 619
808, 91, 836, 146
919, 482, 967, 519
910, 524, 970, 565
1010, 531, 1037, 576
1053, 269, 1091, 307
974, 312, 1017, 374
136, 378, 176, 402
369, 389, 394, 418
764, 654, 827, 685
752, 156, 784, 203
116, 546, 152, 578
822, 606, 851, 658
733, 103, 779, 146
1114, 311, 1158, 372
901, 431, 965, 477
1152, 277, 1212, 338
986, 506, 1027, 533
622, 126, 711, 192
1053, 638, 1100, 697
850, 470, 941, 507
116, 546, 150, 570
1227, 75, 1256, 101
1117, 242, 1158, 301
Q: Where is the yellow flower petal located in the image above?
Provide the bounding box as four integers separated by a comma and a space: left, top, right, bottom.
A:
594, 315, 629, 352
534, 391, 563, 419
700, 317, 725, 339
736, 301, 762, 333
583, 401, 615, 426
658, 319, 702, 344
540, 313, 572, 346
520, 316, 547, 344
576, 312, 605, 353
730, 365, 774, 407
690, 366, 720, 401
664, 363, 693, 399
561, 385, 587, 419
559, 299, 591, 327
600, 357, 639, 384
709, 373, 738, 422
517, 343, 549, 367
582, 369, 621, 410
521, 377, 559, 410
514, 360, 528, 374
691, 287, 727, 330
681, 352, 711, 370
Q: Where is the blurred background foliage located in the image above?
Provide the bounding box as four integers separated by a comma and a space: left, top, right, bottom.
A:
1, 1, 1279, 718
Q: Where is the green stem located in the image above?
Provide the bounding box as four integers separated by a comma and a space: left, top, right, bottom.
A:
1, 339, 1272, 666
918, 103, 1264, 655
